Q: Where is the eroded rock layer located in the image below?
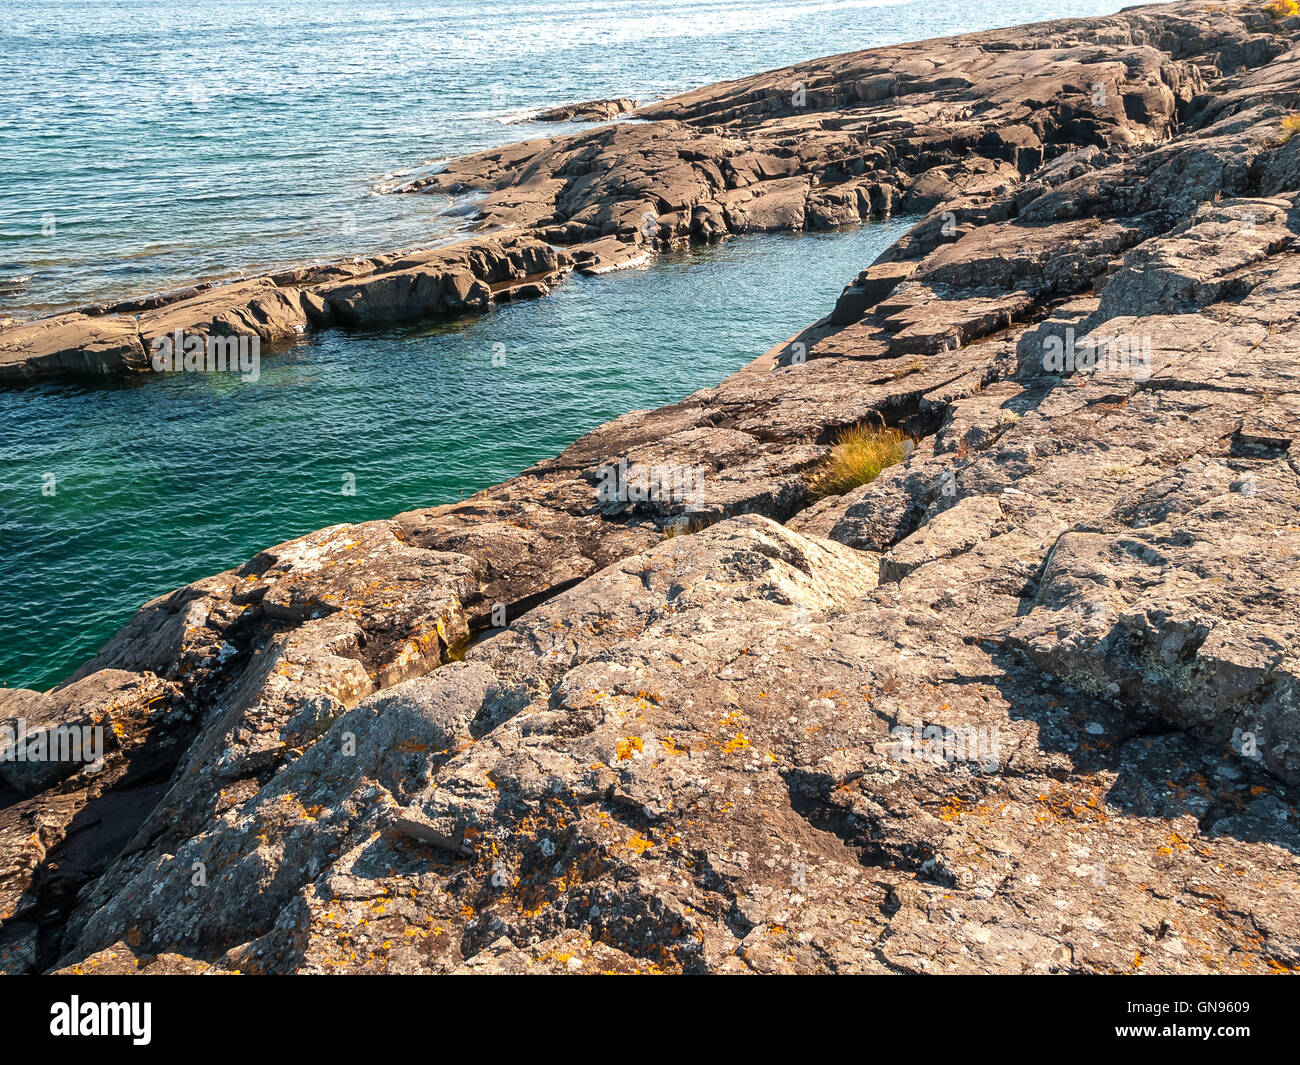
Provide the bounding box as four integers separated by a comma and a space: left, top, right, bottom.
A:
3, 1, 1300, 974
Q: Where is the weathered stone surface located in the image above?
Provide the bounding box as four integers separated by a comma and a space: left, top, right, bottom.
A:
0, 669, 184, 973
1, 670, 156, 794
569, 236, 653, 275
0, 238, 569, 381
135, 279, 311, 349
531, 98, 639, 123
317, 238, 570, 325
830, 260, 917, 324
0, 314, 148, 381
878, 493, 1006, 583
7, 1, 1300, 976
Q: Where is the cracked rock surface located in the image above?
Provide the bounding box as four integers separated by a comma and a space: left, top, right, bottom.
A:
4, 1, 1300, 973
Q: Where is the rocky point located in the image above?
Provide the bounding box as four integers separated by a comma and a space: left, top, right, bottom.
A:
2, 0, 1299, 974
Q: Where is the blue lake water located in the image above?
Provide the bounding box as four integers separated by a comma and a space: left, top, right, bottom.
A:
0, 0, 1127, 691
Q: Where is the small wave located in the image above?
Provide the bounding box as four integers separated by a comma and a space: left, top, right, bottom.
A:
372, 158, 448, 195
492, 108, 543, 125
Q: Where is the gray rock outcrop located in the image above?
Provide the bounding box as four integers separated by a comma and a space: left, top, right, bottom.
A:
4, 1, 1300, 975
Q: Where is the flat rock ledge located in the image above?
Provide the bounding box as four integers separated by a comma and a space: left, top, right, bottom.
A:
4, 1, 1300, 975
0, 236, 572, 383
530, 98, 640, 123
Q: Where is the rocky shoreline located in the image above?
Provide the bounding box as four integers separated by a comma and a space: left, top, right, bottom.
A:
0, 0, 1269, 383
3, 0, 1300, 974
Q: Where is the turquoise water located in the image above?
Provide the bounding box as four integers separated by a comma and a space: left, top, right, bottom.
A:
0, 0, 1129, 691
1, 222, 912, 691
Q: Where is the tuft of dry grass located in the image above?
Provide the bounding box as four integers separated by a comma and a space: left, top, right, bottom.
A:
806, 424, 911, 501
1281, 113, 1300, 144
1265, 0, 1298, 18
889, 358, 927, 381
662, 517, 712, 539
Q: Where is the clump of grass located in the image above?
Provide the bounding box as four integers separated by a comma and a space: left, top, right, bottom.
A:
806, 424, 911, 500
1280, 113, 1300, 145
889, 358, 926, 381
1265, 0, 1298, 19
662, 516, 712, 539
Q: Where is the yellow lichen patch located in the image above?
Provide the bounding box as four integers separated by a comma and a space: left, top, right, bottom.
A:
938, 796, 987, 822
1033, 783, 1109, 824
623, 832, 654, 855
616, 736, 644, 761
722, 732, 750, 753
569, 687, 609, 709
1157, 831, 1191, 856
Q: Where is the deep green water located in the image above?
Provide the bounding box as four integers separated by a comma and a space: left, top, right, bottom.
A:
0, 221, 911, 691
